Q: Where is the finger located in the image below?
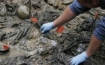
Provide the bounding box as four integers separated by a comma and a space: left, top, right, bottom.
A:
68, 57, 73, 61
70, 58, 74, 63
71, 62, 76, 65
43, 30, 49, 34
69, 60, 74, 65
70, 59, 77, 65
75, 63, 78, 65
40, 25, 44, 31
41, 30, 45, 33
70, 62, 76, 65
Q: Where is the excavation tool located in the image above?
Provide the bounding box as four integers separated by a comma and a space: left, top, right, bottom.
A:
30, 17, 49, 38
30, 17, 65, 33
30, 17, 41, 29
30, 17, 65, 39
92, 12, 99, 27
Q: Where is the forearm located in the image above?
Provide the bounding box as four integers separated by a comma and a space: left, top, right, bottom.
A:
53, 6, 76, 27
86, 34, 103, 57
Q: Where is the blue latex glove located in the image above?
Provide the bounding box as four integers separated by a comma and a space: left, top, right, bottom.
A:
70, 51, 88, 65
40, 22, 55, 33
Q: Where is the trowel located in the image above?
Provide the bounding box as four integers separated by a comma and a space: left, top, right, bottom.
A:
30, 17, 49, 38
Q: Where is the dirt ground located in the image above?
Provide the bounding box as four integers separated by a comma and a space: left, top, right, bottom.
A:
0, 0, 105, 65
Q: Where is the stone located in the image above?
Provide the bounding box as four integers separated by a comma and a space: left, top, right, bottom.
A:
0, 3, 7, 16
47, 0, 55, 5
50, 40, 57, 46
47, 0, 62, 7
12, 0, 21, 4
16, 5, 30, 19
62, 0, 73, 4
53, 0, 62, 7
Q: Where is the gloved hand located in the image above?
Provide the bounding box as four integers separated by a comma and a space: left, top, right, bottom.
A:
70, 51, 88, 65
40, 22, 55, 33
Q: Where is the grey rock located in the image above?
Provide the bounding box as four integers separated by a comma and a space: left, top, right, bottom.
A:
0, 3, 7, 16
62, 0, 73, 4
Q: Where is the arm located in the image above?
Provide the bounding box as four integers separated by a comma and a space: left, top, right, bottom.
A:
87, 17, 105, 57
40, 6, 76, 33
53, 0, 90, 27
70, 17, 105, 65
70, 33, 103, 65
86, 34, 102, 57
70, 32, 103, 65
53, 6, 76, 27
41, 0, 90, 33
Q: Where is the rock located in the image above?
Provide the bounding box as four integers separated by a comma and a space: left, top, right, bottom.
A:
58, 5, 67, 10
50, 40, 57, 46
62, 0, 73, 4
12, 0, 21, 4
47, 0, 72, 7
27, 50, 37, 56
0, 3, 7, 16
12, 0, 29, 5
26, 27, 40, 39
2, 28, 15, 34
31, 0, 44, 8
47, 0, 62, 7
53, 0, 62, 7
47, 0, 55, 5
16, 5, 30, 19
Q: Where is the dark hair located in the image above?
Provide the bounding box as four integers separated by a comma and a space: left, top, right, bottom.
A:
78, 0, 93, 3
83, 0, 93, 3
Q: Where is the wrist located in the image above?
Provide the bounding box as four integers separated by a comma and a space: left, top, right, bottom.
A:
83, 51, 89, 59
51, 22, 56, 29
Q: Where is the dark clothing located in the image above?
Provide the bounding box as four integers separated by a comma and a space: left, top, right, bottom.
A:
99, 0, 105, 9
70, 0, 90, 15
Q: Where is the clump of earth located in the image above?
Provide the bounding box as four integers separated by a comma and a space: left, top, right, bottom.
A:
0, 0, 105, 65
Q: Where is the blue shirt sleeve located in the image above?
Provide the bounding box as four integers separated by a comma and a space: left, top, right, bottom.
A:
94, 17, 105, 41
69, 0, 90, 15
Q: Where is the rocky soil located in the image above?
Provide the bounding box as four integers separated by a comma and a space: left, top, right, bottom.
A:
0, 0, 105, 65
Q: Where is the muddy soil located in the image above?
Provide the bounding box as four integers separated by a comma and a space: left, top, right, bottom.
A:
0, 0, 105, 65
